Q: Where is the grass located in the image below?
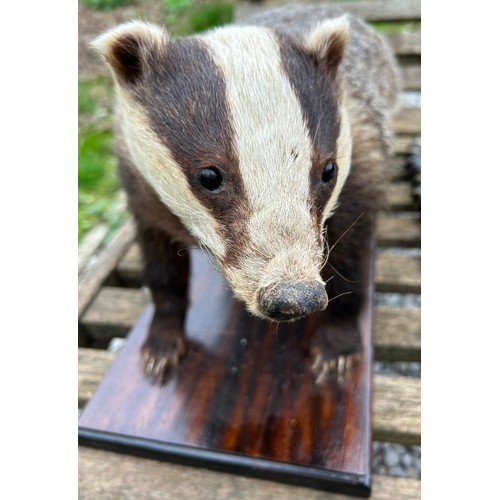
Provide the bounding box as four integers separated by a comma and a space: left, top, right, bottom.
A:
78, 76, 123, 241
187, 2, 234, 34
163, 0, 234, 37
372, 21, 421, 34
81, 0, 133, 10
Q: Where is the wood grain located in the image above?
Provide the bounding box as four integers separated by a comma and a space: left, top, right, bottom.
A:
236, 0, 421, 25
394, 136, 418, 155
79, 446, 421, 499
78, 218, 136, 319
400, 64, 421, 90
391, 107, 421, 135
78, 223, 107, 275
78, 347, 421, 445
80, 287, 151, 341
79, 244, 376, 495
385, 32, 420, 57
386, 182, 415, 210
373, 376, 420, 445
374, 306, 420, 362
376, 214, 420, 247
375, 253, 421, 294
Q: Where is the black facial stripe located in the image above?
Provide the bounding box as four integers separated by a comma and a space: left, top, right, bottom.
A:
128, 37, 249, 264
275, 31, 342, 222
133, 38, 236, 183
275, 31, 340, 160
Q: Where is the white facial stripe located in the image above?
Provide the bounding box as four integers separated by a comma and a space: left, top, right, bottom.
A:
117, 87, 227, 258
204, 27, 316, 252
322, 102, 352, 223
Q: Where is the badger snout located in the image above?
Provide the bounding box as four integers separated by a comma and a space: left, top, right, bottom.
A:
259, 280, 328, 321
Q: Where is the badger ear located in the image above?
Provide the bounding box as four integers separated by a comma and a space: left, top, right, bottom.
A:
305, 16, 349, 77
91, 21, 169, 84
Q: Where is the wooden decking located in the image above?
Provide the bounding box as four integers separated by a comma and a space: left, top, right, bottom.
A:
78, 1, 421, 497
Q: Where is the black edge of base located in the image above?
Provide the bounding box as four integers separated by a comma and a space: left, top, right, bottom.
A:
79, 427, 371, 498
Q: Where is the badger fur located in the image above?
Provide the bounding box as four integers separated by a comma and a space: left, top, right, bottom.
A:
93, 4, 399, 383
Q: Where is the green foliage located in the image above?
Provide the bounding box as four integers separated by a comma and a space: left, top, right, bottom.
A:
164, 0, 192, 14
163, 0, 234, 37
187, 2, 234, 33
164, 0, 193, 29
81, 0, 133, 11
78, 77, 120, 241
371, 21, 421, 34
78, 129, 120, 240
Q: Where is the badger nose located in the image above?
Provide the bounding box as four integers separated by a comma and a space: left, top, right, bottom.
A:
259, 280, 328, 321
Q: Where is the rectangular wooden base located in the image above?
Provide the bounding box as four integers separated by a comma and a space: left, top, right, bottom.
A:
79, 246, 374, 497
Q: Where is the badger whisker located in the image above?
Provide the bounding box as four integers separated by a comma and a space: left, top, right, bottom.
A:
320, 213, 364, 283
329, 212, 365, 253
325, 261, 360, 284
320, 226, 331, 270
176, 246, 197, 257
273, 321, 280, 341
322, 212, 365, 264
198, 242, 220, 273
328, 291, 353, 303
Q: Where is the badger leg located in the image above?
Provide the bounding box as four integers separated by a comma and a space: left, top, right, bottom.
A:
136, 226, 190, 384
311, 214, 372, 384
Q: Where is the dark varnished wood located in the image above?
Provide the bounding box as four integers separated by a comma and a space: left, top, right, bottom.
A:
79, 237, 375, 497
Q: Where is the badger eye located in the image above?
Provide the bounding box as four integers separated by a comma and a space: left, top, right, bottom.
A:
322, 161, 337, 183
198, 167, 223, 192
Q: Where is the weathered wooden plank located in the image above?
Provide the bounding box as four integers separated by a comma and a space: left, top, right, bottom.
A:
115, 244, 143, 287
78, 223, 107, 275
330, 0, 421, 22
388, 156, 410, 180
394, 135, 417, 155
376, 252, 420, 294
78, 218, 136, 319
373, 375, 420, 445
385, 31, 421, 56
376, 213, 420, 247
79, 445, 421, 499
400, 64, 421, 90
81, 287, 420, 361
78, 348, 115, 408
374, 306, 420, 361
236, 0, 421, 25
386, 182, 415, 210
391, 107, 421, 135
78, 347, 420, 446
81, 287, 151, 340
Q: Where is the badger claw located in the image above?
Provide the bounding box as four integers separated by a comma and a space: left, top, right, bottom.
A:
311, 349, 362, 385
310, 317, 363, 385
140, 329, 187, 385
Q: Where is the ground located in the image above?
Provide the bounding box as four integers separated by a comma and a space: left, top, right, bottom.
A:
79, 0, 167, 78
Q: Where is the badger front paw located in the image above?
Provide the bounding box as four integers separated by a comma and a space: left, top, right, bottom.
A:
140, 319, 187, 385
310, 318, 362, 385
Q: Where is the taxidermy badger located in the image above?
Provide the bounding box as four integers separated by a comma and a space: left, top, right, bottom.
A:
93, 4, 399, 383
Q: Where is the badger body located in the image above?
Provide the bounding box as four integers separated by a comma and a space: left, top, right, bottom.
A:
93, 4, 399, 383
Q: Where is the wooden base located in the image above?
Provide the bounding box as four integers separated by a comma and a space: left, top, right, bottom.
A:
79, 245, 375, 497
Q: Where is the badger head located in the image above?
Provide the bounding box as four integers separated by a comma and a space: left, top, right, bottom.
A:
93, 17, 352, 322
